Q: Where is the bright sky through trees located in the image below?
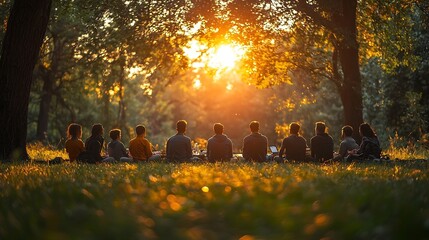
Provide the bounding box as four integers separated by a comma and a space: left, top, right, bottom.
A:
184, 40, 245, 90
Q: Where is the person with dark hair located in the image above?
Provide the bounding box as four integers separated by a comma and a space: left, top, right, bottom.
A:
65, 123, 85, 161
166, 120, 193, 162
207, 123, 233, 162
349, 123, 382, 160
278, 122, 307, 162
335, 125, 359, 160
129, 125, 160, 162
81, 123, 105, 163
242, 121, 268, 162
310, 122, 334, 162
103, 129, 130, 163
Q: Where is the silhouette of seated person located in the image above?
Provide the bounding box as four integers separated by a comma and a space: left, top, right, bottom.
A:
128, 125, 161, 162
277, 122, 307, 162
242, 121, 268, 162
166, 120, 196, 162
348, 123, 381, 160
103, 129, 130, 163
207, 123, 233, 162
333, 125, 359, 161
310, 122, 334, 162
80, 123, 105, 163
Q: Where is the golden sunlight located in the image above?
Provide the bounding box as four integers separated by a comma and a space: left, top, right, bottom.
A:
184, 41, 245, 70
208, 44, 244, 70
193, 79, 202, 89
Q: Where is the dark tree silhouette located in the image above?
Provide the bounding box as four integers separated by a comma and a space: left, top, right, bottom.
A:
0, 0, 52, 160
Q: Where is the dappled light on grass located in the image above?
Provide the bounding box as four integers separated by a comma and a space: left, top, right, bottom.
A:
27, 142, 68, 161
0, 162, 428, 239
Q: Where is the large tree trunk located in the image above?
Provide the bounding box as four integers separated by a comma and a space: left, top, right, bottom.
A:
36, 74, 53, 141
0, 0, 52, 160
36, 34, 61, 141
337, 0, 364, 142
297, 0, 364, 141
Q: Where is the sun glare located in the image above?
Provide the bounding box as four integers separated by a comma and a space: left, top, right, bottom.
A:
208, 44, 244, 69
193, 79, 202, 89
184, 41, 245, 70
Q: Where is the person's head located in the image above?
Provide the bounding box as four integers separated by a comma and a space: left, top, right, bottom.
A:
91, 123, 103, 137
249, 121, 259, 133
67, 123, 82, 139
109, 129, 121, 140
176, 120, 187, 134
359, 123, 376, 138
289, 122, 300, 135
213, 123, 224, 134
135, 125, 146, 136
341, 125, 353, 138
315, 122, 326, 134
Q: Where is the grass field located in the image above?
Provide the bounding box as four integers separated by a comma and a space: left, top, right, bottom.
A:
1, 160, 429, 240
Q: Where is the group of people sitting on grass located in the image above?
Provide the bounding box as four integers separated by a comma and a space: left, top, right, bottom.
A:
64, 119, 382, 164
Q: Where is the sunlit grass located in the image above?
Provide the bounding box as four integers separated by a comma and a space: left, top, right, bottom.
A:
384, 134, 429, 160
0, 161, 428, 239
27, 142, 68, 161
0, 144, 427, 238
384, 145, 428, 160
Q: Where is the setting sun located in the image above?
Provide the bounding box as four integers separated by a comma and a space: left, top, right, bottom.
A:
184, 41, 245, 70
208, 44, 245, 70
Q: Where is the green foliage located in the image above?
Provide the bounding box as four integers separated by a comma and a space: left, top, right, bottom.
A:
1, 162, 429, 239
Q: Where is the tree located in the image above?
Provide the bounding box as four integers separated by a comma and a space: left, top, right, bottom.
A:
187, 0, 420, 141
0, 0, 52, 160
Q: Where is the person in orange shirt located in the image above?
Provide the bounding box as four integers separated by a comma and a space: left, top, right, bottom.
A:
129, 125, 161, 162
65, 123, 85, 161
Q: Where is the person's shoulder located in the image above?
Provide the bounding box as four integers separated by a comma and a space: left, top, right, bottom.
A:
224, 135, 233, 143
207, 135, 216, 142
243, 134, 252, 141
142, 138, 152, 145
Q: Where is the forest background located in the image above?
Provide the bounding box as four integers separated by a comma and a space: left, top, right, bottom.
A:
0, 0, 427, 154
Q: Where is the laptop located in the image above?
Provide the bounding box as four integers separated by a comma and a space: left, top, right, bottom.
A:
269, 145, 279, 154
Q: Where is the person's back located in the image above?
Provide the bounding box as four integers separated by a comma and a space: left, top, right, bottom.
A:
166, 120, 192, 162
129, 125, 153, 161
66, 138, 85, 161
310, 122, 334, 162
349, 123, 382, 160
83, 124, 105, 163
107, 129, 128, 161
167, 134, 192, 162
359, 136, 381, 159
207, 123, 233, 162
310, 133, 334, 161
129, 136, 152, 161
338, 126, 359, 159
281, 134, 307, 162
278, 122, 307, 162
65, 123, 85, 162
207, 134, 233, 162
242, 121, 268, 162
